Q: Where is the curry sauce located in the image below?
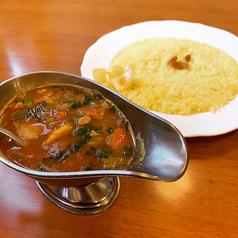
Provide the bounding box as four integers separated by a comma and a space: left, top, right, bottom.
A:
0, 84, 134, 172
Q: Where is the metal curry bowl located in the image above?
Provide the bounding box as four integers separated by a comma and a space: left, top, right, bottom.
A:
0, 71, 188, 215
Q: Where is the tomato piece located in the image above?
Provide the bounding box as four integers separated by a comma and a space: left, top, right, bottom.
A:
106, 128, 129, 150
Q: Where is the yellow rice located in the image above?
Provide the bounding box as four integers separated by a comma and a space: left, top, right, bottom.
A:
109, 38, 238, 115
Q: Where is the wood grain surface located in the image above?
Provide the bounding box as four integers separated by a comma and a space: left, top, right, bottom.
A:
0, 1, 238, 237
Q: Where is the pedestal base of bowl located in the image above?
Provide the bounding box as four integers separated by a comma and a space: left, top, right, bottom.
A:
36, 176, 120, 215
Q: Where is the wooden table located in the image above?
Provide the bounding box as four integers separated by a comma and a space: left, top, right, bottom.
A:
0, 1, 238, 237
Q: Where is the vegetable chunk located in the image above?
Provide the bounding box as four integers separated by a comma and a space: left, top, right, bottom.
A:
77, 116, 92, 126
44, 123, 72, 145
106, 128, 129, 150
14, 121, 44, 140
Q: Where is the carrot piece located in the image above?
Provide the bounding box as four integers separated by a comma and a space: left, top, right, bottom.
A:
78, 107, 98, 118
8, 103, 15, 109
90, 109, 99, 118
106, 128, 129, 150
55, 111, 66, 118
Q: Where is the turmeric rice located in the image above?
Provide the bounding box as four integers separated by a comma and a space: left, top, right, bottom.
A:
108, 38, 238, 115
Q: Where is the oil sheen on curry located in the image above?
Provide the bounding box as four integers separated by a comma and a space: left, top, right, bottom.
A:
0, 84, 134, 172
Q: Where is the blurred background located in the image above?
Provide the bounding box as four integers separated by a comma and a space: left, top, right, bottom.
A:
0, 0, 237, 79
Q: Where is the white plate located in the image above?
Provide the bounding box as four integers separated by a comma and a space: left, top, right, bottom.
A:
81, 20, 238, 137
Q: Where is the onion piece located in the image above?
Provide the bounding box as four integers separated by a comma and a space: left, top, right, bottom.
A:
111, 66, 133, 91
